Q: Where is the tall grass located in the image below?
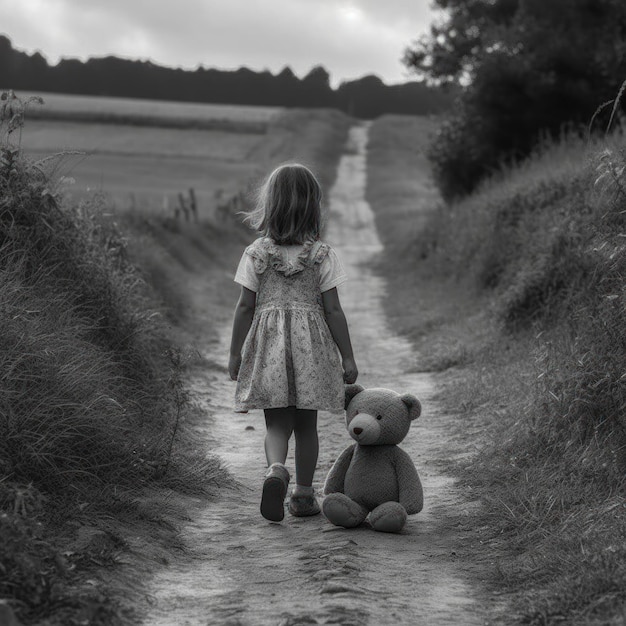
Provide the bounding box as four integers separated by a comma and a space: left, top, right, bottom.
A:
0, 91, 225, 625
367, 113, 626, 623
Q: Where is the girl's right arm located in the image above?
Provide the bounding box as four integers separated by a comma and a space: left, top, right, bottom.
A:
229, 286, 256, 380
322, 287, 358, 384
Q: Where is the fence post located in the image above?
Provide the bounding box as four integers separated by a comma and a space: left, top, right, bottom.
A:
189, 187, 198, 222
178, 192, 189, 221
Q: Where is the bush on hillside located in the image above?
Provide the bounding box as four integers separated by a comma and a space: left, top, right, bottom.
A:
418, 122, 626, 463
0, 90, 221, 624
427, 100, 502, 202
0, 101, 175, 491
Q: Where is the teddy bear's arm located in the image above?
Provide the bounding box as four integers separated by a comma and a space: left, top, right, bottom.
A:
394, 448, 423, 515
323, 444, 356, 495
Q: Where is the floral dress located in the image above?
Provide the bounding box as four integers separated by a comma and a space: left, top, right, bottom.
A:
234, 237, 345, 412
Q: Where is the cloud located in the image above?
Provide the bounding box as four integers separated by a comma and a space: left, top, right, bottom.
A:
0, 0, 435, 85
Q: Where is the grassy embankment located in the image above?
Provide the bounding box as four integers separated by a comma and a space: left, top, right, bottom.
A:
367, 115, 626, 624
0, 91, 350, 625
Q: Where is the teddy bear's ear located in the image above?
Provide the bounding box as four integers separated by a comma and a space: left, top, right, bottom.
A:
344, 384, 365, 409
401, 393, 421, 420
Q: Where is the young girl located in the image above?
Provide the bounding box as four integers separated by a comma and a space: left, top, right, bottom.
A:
228, 163, 358, 522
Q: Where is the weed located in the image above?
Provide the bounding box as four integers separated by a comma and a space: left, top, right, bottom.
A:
161, 348, 191, 477
0, 89, 44, 146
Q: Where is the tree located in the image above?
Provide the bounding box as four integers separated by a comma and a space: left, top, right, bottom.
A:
301, 66, 334, 107
0, 36, 453, 120
405, 0, 626, 199
405, 0, 519, 84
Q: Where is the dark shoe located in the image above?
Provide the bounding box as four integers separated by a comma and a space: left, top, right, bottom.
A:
260, 463, 290, 521
288, 493, 321, 517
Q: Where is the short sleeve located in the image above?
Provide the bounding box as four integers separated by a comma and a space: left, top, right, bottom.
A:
319, 247, 347, 292
234, 251, 260, 292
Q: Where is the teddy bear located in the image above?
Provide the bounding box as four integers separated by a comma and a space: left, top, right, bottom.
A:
322, 384, 423, 533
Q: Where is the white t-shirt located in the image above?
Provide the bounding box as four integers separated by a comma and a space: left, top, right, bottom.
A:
234, 243, 347, 293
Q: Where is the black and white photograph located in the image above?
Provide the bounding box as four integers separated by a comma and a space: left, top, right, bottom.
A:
1, 1, 625, 624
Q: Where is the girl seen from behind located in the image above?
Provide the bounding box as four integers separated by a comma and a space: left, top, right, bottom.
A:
229, 163, 358, 522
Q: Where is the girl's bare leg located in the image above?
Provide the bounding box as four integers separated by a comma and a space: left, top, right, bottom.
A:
264, 407, 295, 466
293, 409, 318, 487
261, 407, 294, 521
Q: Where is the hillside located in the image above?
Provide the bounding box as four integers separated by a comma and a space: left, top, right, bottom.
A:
366, 115, 626, 624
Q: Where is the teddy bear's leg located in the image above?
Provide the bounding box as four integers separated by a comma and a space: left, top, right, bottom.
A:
369, 502, 408, 533
322, 493, 369, 528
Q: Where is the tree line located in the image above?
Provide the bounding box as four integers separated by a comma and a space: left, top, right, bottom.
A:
0, 36, 453, 119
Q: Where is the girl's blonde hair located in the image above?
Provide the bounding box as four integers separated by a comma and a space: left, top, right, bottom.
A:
244, 163, 322, 245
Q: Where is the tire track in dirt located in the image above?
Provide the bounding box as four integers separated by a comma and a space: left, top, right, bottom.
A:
144, 124, 488, 625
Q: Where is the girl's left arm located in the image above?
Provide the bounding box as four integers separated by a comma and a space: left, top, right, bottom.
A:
322, 287, 358, 384
229, 286, 256, 380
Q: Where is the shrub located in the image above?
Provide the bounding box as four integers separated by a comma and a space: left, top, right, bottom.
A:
0, 112, 172, 492
427, 107, 487, 202
0, 90, 218, 623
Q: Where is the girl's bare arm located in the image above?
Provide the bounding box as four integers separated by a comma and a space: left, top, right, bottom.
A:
322, 287, 358, 383
229, 286, 256, 380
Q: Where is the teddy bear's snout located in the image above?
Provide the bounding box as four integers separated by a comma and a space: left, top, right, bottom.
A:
349, 414, 381, 444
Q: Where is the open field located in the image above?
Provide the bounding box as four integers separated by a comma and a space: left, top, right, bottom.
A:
13, 91, 288, 215
21, 121, 263, 159
20, 120, 263, 214
14, 91, 350, 217
15, 93, 350, 217
11, 90, 283, 128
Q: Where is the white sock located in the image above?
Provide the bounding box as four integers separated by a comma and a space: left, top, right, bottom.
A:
293, 484, 314, 496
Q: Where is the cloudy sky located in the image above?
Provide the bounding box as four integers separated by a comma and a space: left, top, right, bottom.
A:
0, 0, 440, 86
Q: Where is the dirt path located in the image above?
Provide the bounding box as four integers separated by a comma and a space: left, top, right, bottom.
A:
144, 124, 489, 625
